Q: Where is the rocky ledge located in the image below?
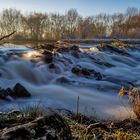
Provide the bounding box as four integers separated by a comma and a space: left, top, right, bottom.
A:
0, 112, 72, 140
0, 109, 139, 140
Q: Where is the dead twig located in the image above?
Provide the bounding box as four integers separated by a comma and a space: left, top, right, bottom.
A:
0, 31, 16, 41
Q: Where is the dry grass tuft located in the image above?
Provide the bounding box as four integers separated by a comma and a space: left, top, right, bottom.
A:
118, 87, 140, 119
128, 88, 140, 119
105, 130, 140, 140
110, 40, 125, 47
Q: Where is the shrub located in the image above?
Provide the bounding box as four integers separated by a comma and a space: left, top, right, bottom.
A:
118, 87, 140, 119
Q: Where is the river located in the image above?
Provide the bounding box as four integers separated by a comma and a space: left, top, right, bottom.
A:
0, 43, 140, 120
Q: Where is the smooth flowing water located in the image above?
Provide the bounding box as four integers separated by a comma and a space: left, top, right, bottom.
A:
0, 43, 140, 119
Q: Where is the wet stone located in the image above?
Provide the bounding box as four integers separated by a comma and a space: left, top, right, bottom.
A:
13, 83, 31, 98
70, 45, 79, 51
42, 51, 53, 64
72, 66, 102, 80
48, 63, 56, 69
0, 89, 11, 101
55, 76, 71, 83
40, 44, 55, 51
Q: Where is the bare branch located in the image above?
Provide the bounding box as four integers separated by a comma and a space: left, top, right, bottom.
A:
0, 31, 16, 41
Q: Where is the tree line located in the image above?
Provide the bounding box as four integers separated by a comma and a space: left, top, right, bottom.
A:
0, 7, 140, 41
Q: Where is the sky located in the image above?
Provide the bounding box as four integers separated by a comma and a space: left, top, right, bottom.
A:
0, 0, 140, 16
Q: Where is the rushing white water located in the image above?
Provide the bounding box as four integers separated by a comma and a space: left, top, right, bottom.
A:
0, 43, 140, 120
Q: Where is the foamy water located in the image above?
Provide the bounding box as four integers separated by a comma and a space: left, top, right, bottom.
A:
0, 43, 139, 120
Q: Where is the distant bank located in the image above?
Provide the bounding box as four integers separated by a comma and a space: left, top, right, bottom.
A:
63, 39, 140, 44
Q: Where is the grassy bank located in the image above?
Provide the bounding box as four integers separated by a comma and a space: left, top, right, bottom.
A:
0, 106, 139, 140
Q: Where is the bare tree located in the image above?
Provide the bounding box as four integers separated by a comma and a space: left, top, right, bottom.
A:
22, 12, 48, 41
0, 7, 140, 41
77, 16, 95, 38
0, 8, 22, 36
49, 13, 66, 40
65, 9, 80, 38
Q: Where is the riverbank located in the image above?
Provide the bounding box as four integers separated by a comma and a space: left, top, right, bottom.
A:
63, 39, 140, 45
0, 107, 139, 140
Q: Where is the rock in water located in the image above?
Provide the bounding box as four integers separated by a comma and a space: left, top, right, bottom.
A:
0, 84, 31, 101
42, 51, 53, 64
40, 43, 55, 51
98, 44, 130, 56
13, 83, 31, 97
70, 45, 79, 51
0, 89, 13, 101
72, 66, 102, 80
56, 76, 71, 83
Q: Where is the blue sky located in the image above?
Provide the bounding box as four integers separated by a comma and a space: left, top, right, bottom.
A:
0, 0, 139, 16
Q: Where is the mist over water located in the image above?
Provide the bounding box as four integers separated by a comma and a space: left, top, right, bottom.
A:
0, 44, 139, 120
